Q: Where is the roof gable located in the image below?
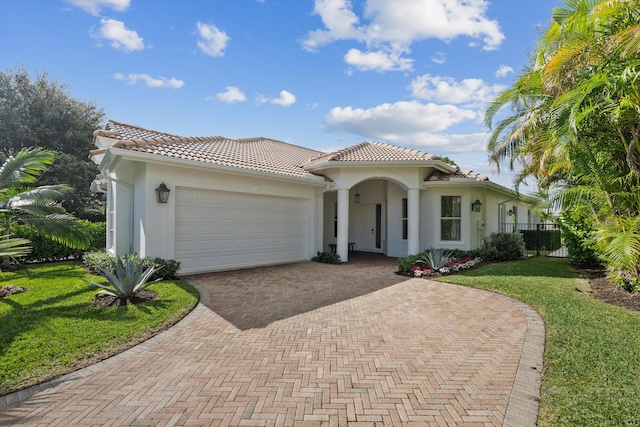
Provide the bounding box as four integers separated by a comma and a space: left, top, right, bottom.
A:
305, 141, 437, 166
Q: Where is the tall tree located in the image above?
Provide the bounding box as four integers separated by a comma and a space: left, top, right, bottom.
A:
0, 66, 105, 216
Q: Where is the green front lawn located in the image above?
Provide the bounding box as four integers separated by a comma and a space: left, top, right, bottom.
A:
0, 262, 199, 395
436, 257, 640, 426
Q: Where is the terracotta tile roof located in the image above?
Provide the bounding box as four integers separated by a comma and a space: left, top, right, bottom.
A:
94, 120, 179, 141
425, 169, 489, 182
97, 121, 488, 182
305, 141, 437, 165
101, 121, 324, 178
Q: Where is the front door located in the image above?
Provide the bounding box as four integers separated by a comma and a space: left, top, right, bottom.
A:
357, 204, 383, 252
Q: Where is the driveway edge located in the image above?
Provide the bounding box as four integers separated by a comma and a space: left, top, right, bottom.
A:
495, 293, 545, 427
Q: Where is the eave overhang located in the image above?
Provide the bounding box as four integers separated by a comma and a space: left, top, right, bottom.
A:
303, 159, 457, 173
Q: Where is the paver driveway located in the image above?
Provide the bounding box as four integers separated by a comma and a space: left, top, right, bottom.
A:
0, 254, 543, 426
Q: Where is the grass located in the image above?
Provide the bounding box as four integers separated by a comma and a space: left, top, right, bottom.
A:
436, 257, 640, 426
0, 261, 199, 395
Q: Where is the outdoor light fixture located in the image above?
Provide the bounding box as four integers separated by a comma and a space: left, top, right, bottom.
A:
354, 186, 361, 204
471, 199, 483, 212
508, 209, 514, 216
155, 182, 171, 203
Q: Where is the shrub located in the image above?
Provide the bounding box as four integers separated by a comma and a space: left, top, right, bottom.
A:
10, 221, 106, 262
82, 250, 115, 273
558, 212, 601, 269
147, 257, 181, 281
398, 253, 422, 273
484, 232, 525, 261
311, 251, 341, 264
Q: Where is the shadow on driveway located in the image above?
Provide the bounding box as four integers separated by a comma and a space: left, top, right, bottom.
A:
188, 252, 405, 330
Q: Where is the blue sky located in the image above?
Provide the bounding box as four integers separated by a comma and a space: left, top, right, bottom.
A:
0, 0, 561, 190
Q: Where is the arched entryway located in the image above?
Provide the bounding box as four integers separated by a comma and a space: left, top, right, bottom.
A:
321, 177, 419, 262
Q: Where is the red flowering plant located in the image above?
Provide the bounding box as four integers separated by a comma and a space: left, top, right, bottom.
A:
410, 265, 434, 277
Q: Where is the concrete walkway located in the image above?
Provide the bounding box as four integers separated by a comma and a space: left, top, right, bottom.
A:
0, 254, 543, 426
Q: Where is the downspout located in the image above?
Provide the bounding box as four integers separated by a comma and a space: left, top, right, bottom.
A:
102, 174, 135, 255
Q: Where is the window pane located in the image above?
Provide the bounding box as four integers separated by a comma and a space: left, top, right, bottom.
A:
441, 196, 461, 217
402, 219, 408, 240
402, 198, 407, 218
441, 219, 461, 241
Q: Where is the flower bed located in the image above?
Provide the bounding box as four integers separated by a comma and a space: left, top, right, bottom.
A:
409, 256, 483, 277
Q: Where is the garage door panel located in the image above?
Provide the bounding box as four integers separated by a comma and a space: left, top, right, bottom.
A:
175, 188, 309, 274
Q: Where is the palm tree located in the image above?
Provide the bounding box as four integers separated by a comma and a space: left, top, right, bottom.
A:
0, 147, 88, 267
485, 0, 640, 283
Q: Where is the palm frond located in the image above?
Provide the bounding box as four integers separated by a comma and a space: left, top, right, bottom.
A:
0, 148, 55, 193
6, 185, 74, 206
0, 228, 31, 262
18, 215, 89, 249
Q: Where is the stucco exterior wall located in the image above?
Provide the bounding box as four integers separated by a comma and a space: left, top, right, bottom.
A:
108, 158, 326, 261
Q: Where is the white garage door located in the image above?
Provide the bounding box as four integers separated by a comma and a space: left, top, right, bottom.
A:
175, 188, 309, 274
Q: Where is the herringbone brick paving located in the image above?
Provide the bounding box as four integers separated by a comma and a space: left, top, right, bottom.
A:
0, 254, 539, 426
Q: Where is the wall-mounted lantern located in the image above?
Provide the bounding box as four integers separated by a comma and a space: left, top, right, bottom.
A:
155, 182, 171, 203
508, 209, 514, 216
471, 199, 483, 212
354, 186, 361, 204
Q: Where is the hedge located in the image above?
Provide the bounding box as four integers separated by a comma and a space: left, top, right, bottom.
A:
520, 229, 562, 252
10, 221, 106, 262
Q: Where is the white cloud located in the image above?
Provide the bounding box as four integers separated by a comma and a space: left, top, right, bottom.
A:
214, 86, 246, 103
344, 48, 413, 72
496, 65, 514, 77
431, 52, 446, 64
326, 101, 479, 141
64, 0, 129, 15
398, 132, 488, 153
196, 22, 230, 57
268, 90, 297, 107
302, 0, 504, 71
94, 18, 144, 52
301, 0, 363, 52
114, 73, 184, 89
326, 100, 488, 153
409, 74, 506, 106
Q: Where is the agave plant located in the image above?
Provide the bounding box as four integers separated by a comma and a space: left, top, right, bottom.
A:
418, 248, 453, 270
85, 255, 162, 299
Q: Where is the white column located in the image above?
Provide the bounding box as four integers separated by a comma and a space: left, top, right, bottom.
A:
407, 187, 420, 255
337, 188, 350, 263
315, 193, 324, 254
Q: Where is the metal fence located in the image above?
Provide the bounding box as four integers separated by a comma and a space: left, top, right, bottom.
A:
499, 223, 568, 257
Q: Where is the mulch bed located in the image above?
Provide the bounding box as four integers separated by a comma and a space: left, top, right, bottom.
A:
92, 290, 157, 307
588, 275, 640, 312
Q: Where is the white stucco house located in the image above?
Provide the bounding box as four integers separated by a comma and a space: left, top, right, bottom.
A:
90, 120, 538, 275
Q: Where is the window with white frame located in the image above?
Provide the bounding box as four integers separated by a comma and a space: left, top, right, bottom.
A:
441, 196, 461, 241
